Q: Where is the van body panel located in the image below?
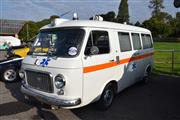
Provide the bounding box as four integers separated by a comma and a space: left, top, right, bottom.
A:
22, 63, 83, 101
23, 55, 83, 69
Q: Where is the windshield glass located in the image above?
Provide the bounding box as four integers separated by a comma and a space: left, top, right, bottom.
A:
29, 28, 85, 57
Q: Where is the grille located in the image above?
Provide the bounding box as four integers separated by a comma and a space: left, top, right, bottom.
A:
26, 70, 53, 93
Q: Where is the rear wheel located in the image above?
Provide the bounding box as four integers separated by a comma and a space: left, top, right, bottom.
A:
1, 66, 18, 82
142, 67, 151, 84
95, 83, 115, 110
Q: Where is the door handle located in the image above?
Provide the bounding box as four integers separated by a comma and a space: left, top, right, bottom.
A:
110, 56, 120, 64
109, 59, 115, 62
116, 56, 120, 64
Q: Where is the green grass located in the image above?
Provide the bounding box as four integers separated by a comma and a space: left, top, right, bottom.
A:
153, 42, 180, 76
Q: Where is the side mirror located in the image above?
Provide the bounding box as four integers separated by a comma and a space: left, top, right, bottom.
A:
90, 46, 99, 55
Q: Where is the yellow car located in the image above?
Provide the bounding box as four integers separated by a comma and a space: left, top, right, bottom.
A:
13, 47, 50, 58
13, 47, 30, 58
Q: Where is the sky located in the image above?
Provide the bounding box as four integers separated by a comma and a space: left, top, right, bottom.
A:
0, 0, 179, 23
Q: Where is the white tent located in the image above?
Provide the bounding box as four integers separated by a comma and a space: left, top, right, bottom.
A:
0, 36, 21, 46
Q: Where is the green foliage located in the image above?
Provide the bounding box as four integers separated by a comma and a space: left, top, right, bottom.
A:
142, 11, 179, 38
19, 21, 38, 41
134, 21, 141, 26
116, 0, 129, 23
171, 12, 180, 37
19, 15, 59, 42
142, 17, 171, 38
154, 42, 180, 76
149, 0, 164, 17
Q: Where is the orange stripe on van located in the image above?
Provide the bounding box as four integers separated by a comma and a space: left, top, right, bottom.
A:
83, 52, 154, 73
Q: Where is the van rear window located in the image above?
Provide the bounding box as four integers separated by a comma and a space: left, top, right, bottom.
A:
118, 32, 132, 52
141, 34, 153, 49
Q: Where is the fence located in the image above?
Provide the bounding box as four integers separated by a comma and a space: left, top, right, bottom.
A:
154, 50, 180, 75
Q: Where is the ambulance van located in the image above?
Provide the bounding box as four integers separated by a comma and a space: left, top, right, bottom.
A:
20, 18, 154, 109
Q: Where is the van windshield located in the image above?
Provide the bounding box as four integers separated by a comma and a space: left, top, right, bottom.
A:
29, 28, 85, 57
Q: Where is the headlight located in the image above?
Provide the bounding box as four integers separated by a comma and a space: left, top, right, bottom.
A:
19, 71, 25, 79
55, 74, 65, 89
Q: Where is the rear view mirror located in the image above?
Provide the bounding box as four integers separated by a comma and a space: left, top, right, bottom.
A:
90, 46, 99, 55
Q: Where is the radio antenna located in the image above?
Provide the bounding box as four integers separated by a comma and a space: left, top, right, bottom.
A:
59, 10, 72, 18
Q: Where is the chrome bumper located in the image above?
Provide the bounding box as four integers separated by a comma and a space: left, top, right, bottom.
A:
21, 85, 81, 107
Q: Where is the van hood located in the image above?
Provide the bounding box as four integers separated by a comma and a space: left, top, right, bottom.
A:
22, 55, 82, 69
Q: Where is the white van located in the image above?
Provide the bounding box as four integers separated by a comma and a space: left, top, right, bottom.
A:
20, 18, 154, 109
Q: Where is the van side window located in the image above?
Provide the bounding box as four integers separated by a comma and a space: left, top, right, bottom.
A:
84, 31, 110, 55
141, 34, 153, 49
131, 33, 141, 50
118, 32, 132, 52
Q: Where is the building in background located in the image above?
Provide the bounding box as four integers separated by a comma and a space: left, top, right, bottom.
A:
0, 19, 26, 38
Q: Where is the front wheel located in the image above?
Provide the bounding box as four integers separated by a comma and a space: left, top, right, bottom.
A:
1, 66, 18, 82
95, 84, 115, 110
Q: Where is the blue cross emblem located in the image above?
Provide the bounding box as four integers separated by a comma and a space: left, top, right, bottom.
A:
40, 58, 51, 67
132, 62, 137, 70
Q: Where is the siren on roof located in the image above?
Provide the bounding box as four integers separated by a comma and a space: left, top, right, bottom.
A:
123, 22, 127, 25
73, 13, 79, 20
93, 15, 103, 21
51, 18, 69, 26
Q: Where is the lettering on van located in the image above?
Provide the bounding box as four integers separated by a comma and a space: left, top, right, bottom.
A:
40, 58, 51, 67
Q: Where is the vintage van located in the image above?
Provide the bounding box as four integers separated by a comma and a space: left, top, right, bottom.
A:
20, 18, 154, 109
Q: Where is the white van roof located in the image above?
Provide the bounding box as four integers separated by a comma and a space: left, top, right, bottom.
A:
41, 20, 151, 33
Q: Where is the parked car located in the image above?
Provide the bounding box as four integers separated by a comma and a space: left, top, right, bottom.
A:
13, 46, 30, 58
0, 58, 23, 82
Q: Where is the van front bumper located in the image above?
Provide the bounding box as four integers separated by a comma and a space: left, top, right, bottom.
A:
21, 85, 81, 107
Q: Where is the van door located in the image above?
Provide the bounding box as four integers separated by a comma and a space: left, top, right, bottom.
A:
131, 32, 144, 82
117, 32, 137, 89
82, 29, 119, 104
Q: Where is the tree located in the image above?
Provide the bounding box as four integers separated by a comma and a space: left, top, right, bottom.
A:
116, 0, 129, 23
19, 15, 60, 42
19, 21, 38, 42
102, 11, 116, 22
134, 21, 141, 26
142, 17, 172, 38
170, 12, 180, 37
149, 0, 164, 17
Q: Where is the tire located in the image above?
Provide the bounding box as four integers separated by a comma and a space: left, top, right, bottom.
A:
141, 67, 151, 84
1, 66, 18, 82
95, 84, 115, 110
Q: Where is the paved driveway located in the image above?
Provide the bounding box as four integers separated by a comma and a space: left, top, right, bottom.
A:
0, 74, 180, 120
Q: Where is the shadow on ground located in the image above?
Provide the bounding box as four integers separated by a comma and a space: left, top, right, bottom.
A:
72, 74, 180, 120
1, 74, 180, 120
0, 80, 59, 120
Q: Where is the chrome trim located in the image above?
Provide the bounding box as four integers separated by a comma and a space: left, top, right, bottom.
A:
21, 85, 81, 107
25, 68, 54, 93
